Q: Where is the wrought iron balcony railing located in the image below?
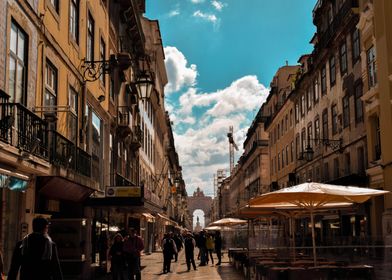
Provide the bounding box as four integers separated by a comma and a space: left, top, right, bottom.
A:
0, 102, 49, 159
50, 130, 92, 177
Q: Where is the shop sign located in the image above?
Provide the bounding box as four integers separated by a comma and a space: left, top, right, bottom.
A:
106, 186, 141, 197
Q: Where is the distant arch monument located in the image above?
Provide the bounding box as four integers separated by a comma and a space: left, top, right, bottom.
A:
187, 187, 213, 229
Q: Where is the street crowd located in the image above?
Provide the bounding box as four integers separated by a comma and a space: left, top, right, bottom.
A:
161, 229, 222, 273
1, 216, 223, 280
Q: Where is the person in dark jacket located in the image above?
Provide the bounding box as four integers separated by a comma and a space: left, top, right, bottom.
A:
214, 231, 222, 265
161, 233, 177, 274
109, 233, 126, 280
8, 216, 63, 280
123, 228, 144, 280
184, 232, 197, 271
172, 233, 183, 262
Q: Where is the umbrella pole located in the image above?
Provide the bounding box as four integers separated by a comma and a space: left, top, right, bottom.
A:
310, 209, 317, 266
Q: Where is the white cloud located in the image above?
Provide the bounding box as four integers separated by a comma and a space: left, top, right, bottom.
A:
193, 10, 218, 23
190, 0, 205, 3
164, 46, 198, 94
165, 47, 269, 198
168, 9, 180, 17
211, 0, 227, 11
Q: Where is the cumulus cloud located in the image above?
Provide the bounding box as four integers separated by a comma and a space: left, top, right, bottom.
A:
164, 46, 198, 94
211, 0, 227, 11
165, 47, 269, 198
193, 10, 218, 23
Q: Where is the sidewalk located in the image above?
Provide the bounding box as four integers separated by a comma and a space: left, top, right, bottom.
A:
96, 250, 244, 280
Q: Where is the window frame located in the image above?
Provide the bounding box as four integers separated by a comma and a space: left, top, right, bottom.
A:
9, 21, 28, 104
352, 28, 360, 65
340, 40, 347, 75
87, 11, 95, 61
45, 60, 58, 109
321, 66, 327, 94
354, 81, 364, 123
331, 104, 338, 135
367, 46, 377, 88
342, 95, 350, 128
322, 109, 329, 140
329, 55, 336, 87
69, 0, 80, 44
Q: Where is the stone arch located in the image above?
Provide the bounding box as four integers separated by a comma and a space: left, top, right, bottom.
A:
187, 187, 213, 228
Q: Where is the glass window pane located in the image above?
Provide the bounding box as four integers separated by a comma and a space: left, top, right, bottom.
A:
10, 24, 17, 54
16, 62, 24, 103
17, 31, 25, 60
8, 57, 16, 100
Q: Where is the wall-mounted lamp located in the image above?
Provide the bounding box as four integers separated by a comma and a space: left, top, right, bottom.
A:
301, 138, 343, 162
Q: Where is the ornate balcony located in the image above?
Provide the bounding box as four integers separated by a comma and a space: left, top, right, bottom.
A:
0, 102, 49, 160
117, 106, 132, 139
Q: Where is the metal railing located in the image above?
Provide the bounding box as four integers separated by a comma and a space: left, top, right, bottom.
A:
0, 102, 49, 159
50, 130, 92, 177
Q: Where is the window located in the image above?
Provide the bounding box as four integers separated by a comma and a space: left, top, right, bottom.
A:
358, 147, 365, 174
45, 61, 57, 108
307, 86, 312, 110
323, 162, 329, 182
295, 103, 299, 123
313, 77, 319, 103
100, 38, 106, 85
301, 129, 306, 153
352, 29, 360, 64
277, 124, 280, 140
296, 134, 300, 159
314, 117, 320, 141
70, 0, 79, 43
301, 94, 305, 116
340, 41, 347, 74
282, 149, 285, 168
285, 115, 288, 132
333, 158, 340, 179
344, 153, 351, 175
372, 116, 381, 160
9, 21, 28, 104
290, 141, 294, 163
329, 55, 336, 86
342, 95, 350, 128
331, 104, 338, 135
68, 87, 78, 143
322, 109, 328, 139
286, 146, 289, 166
321, 66, 327, 94
354, 82, 363, 123
50, 0, 59, 13
307, 123, 313, 144
278, 153, 280, 171
87, 12, 94, 61
290, 109, 293, 127
367, 46, 377, 88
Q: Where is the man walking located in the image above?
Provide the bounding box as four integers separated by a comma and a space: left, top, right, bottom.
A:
184, 232, 197, 272
123, 228, 144, 280
8, 216, 63, 280
214, 231, 222, 265
172, 233, 183, 262
161, 233, 177, 274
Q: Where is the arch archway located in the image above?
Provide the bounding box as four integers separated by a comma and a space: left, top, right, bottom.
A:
187, 187, 212, 229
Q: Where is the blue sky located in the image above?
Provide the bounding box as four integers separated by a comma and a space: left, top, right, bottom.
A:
145, 1, 317, 217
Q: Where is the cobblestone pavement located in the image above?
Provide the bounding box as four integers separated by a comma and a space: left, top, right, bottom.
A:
141, 250, 244, 280
95, 250, 244, 280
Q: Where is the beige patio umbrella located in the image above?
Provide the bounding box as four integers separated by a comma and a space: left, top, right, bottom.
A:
204, 225, 234, 231
208, 217, 248, 227
249, 182, 390, 265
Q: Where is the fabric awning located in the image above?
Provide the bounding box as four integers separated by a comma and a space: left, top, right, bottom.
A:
37, 176, 95, 202
157, 213, 178, 226
142, 213, 155, 222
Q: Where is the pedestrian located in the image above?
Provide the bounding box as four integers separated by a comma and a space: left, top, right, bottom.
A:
123, 228, 144, 280
206, 233, 215, 265
172, 233, 183, 262
109, 233, 126, 280
197, 230, 207, 266
214, 231, 222, 265
8, 216, 63, 280
161, 233, 177, 274
184, 232, 197, 272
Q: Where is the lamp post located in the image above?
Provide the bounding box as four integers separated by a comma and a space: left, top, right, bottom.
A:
301, 138, 343, 162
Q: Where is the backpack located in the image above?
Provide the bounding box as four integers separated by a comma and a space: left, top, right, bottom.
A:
185, 237, 194, 250
163, 238, 174, 254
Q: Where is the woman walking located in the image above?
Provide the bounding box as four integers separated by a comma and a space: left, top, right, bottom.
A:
109, 233, 126, 280
206, 233, 215, 265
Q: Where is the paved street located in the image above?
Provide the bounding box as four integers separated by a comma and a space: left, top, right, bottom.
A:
96, 250, 244, 280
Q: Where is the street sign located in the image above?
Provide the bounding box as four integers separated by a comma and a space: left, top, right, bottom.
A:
106, 186, 141, 197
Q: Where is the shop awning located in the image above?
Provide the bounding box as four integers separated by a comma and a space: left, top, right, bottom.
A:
157, 213, 178, 226
142, 213, 155, 222
37, 176, 95, 202
0, 167, 29, 191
